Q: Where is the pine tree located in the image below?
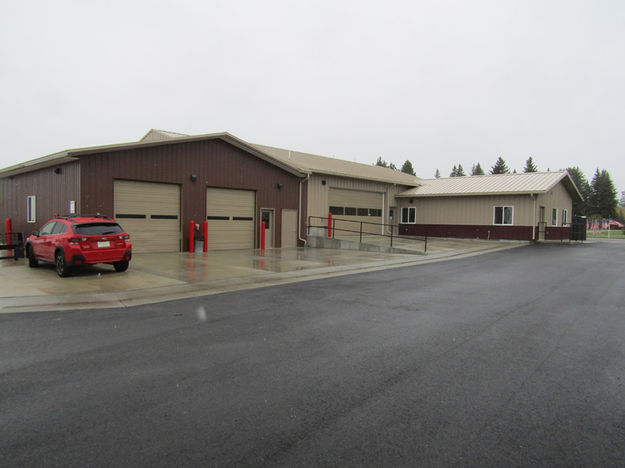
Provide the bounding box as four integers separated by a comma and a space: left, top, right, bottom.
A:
401, 160, 416, 176
389, 162, 397, 171
457, 164, 466, 176
490, 157, 510, 174
590, 168, 618, 218
566, 167, 591, 216
434, 169, 441, 179
450, 165, 458, 177
375, 156, 388, 168
471, 163, 485, 175
523, 157, 538, 173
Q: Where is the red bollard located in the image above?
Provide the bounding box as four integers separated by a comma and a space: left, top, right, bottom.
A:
189, 220, 195, 253
261, 221, 266, 250
328, 213, 332, 238
203, 220, 208, 252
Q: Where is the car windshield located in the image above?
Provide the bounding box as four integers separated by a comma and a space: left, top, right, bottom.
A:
73, 222, 124, 235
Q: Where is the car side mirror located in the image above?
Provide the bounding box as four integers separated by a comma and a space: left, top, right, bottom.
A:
33, 230, 40, 237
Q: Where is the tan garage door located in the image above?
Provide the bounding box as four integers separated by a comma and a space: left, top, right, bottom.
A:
114, 180, 181, 253
328, 188, 383, 238
206, 187, 255, 250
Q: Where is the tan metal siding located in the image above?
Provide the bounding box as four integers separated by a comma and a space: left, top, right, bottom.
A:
206, 188, 255, 250
399, 195, 535, 226
114, 180, 181, 253
307, 174, 412, 233
0, 162, 80, 236
536, 183, 573, 226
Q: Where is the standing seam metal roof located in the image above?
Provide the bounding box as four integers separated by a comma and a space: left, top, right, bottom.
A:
396, 171, 583, 201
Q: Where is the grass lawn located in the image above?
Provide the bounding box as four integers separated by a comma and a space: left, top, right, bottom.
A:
586, 229, 625, 239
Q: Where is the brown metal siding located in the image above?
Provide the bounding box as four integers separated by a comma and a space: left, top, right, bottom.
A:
78, 139, 302, 250
0, 162, 80, 236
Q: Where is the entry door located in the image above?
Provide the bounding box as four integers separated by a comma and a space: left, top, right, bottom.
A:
261, 209, 274, 248
281, 209, 297, 248
538, 206, 546, 241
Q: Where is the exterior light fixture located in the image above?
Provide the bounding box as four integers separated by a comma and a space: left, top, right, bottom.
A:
276, 183, 283, 190
54, 168, 62, 174
190, 174, 198, 182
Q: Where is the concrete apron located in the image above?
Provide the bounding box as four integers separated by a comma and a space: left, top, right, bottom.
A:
0, 240, 528, 313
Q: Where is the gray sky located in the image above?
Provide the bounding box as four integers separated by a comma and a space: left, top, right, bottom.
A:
1, 0, 623, 193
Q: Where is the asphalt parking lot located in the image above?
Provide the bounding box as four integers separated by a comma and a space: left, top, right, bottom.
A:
1, 241, 623, 466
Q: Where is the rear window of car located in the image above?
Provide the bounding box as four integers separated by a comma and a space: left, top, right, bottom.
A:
73, 223, 124, 235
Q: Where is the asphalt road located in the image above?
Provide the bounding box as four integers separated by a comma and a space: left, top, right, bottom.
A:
1, 241, 624, 467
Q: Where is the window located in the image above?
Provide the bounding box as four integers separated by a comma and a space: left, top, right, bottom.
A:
401, 207, 416, 224
39, 222, 56, 235
562, 209, 568, 226
369, 208, 382, 217
345, 207, 357, 216
493, 206, 513, 225
551, 208, 558, 226
329, 206, 344, 215
52, 222, 69, 235
74, 223, 123, 235
27, 196, 36, 223
357, 208, 368, 216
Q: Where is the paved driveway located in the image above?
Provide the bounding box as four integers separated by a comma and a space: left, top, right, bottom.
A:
1, 241, 623, 466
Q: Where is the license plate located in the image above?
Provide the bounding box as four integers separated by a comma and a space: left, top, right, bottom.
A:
97, 241, 110, 248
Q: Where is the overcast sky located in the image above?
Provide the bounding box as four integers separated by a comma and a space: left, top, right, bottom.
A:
1, 0, 623, 193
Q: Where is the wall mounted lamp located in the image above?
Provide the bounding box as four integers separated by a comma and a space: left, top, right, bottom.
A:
54, 167, 62, 175
276, 183, 283, 190
190, 174, 198, 182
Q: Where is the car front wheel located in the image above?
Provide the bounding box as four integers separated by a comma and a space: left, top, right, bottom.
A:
113, 260, 129, 272
55, 251, 71, 277
27, 245, 39, 268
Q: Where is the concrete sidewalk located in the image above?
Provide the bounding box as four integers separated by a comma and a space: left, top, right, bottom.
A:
0, 239, 528, 313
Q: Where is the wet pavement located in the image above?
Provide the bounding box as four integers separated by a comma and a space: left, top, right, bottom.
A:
0, 239, 527, 313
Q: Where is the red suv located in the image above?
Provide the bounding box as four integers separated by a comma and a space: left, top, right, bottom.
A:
25, 215, 132, 277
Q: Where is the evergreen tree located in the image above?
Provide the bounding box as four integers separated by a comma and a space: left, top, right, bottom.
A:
457, 164, 466, 176
590, 168, 618, 218
523, 157, 538, 173
471, 163, 485, 175
401, 160, 416, 176
434, 169, 441, 179
389, 162, 397, 171
375, 156, 388, 168
450, 165, 458, 177
490, 157, 510, 174
566, 167, 591, 216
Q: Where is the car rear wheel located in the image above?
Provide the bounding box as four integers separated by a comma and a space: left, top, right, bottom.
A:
113, 260, 129, 272
27, 245, 39, 268
55, 251, 71, 277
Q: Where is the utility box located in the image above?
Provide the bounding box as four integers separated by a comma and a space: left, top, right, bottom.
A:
571, 216, 587, 241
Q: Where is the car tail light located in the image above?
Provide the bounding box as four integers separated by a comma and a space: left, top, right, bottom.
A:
69, 237, 87, 245
118, 234, 130, 240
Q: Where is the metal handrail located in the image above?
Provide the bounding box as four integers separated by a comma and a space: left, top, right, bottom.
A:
0, 232, 24, 260
307, 216, 427, 253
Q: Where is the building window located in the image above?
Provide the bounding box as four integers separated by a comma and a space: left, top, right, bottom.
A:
329, 206, 344, 215
401, 207, 416, 224
344, 207, 357, 216
552, 208, 558, 226
562, 209, 568, 226
493, 206, 513, 225
27, 196, 36, 223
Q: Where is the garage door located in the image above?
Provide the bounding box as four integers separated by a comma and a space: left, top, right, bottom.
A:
328, 188, 383, 238
114, 180, 181, 253
206, 188, 255, 250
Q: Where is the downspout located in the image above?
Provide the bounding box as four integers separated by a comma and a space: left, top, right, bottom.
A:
298, 172, 311, 245
531, 193, 536, 241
